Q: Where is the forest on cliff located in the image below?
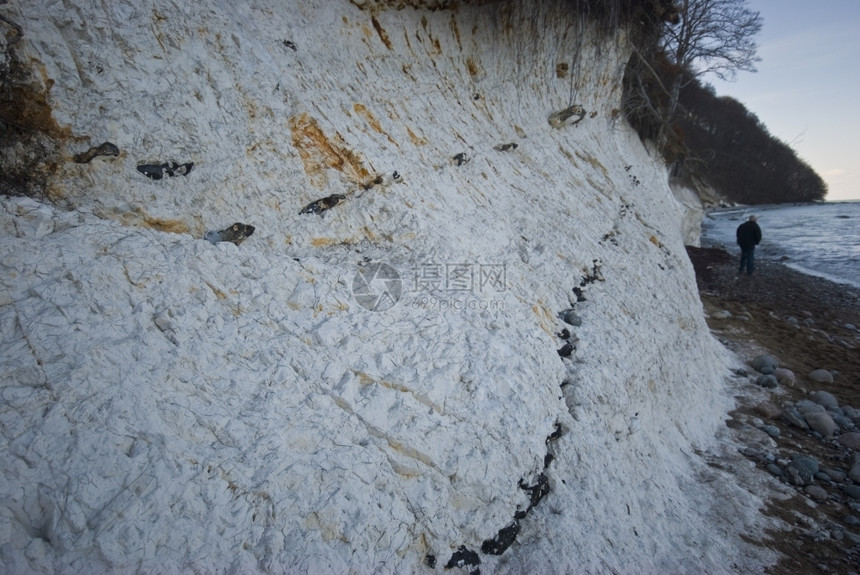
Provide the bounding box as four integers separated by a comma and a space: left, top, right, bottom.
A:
617, 0, 828, 204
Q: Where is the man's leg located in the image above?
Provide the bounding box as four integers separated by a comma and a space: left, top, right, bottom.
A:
739, 250, 747, 274
747, 249, 755, 275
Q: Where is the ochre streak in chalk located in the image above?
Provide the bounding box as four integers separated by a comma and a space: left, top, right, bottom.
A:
288, 113, 369, 189
353, 103, 396, 144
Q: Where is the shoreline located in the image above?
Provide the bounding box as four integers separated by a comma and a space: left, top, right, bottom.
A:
687, 246, 860, 573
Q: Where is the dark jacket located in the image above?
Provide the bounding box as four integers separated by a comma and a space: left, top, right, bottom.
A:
736, 220, 762, 250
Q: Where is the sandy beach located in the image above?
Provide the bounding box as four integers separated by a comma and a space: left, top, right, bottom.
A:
687, 246, 860, 573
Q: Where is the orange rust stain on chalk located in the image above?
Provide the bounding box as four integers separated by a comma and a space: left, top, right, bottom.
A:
143, 217, 190, 234
353, 103, 396, 144
111, 207, 204, 236
406, 126, 427, 146
370, 16, 392, 50
466, 57, 480, 77
450, 15, 461, 50
288, 113, 369, 189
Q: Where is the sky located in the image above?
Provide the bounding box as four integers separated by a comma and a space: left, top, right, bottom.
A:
706, 0, 860, 202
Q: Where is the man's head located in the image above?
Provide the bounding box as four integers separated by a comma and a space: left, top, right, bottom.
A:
749, 215, 757, 222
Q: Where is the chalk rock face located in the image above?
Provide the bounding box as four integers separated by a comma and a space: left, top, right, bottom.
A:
0, 1, 768, 573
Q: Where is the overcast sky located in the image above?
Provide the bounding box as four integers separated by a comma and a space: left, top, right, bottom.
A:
706, 0, 860, 202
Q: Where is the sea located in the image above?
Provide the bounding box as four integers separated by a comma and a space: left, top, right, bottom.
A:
700, 201, 860, 290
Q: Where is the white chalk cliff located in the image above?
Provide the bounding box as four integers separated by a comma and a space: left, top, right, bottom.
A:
0, 1, 773, 573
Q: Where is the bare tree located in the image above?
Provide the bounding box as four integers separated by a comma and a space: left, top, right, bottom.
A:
661, 0, 762, 115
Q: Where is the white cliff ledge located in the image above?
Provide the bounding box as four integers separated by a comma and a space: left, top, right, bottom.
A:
0, 1, 772, 573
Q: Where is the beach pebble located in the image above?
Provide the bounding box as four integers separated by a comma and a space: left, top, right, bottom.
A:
766, 463, 783, 476
760, 425, 780, 438
755, 374, 778, 389
838, 432, 860, 450
807, 369, 834, 384
810, 390, 839, 409
821, 467, 847, 483
781, 406, 810, 430
785, 456, 819, 486
792, 455, 820, 475
843, 404, 860, 415
785, 464, 815, 487
844, 485, 860, 500
754, 401, 781, 419
804, 411, 836, 437
711, 310, 732, 319
814, 472, 831, 483
805, 485, 829, 502
751, 354, 779, 374
850, 461, 860, 484
845, 515, 860, 527
843, 405, 860, 422
796, 399, 825, 415
829, 412, 855, 430
773, 368, 796, 386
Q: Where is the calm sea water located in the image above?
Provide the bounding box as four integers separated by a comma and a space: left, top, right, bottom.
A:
700, 201, 860, 289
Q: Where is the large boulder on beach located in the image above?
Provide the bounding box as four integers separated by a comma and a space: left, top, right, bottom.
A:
808, 369, 834, 384
810, 390, 839, 409
751, 354, 779, 375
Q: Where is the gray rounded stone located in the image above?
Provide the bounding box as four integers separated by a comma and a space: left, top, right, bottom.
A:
796, 400, 826, 415
804, 411, 836, 437
838, 432, 860, 450
821, 467, 847, 483
755, 374, 778, 389
808, 369, 834, 384
773, 368, 796, 386
766, 463, 783, 476
830, 412, 855, 430
751, 354, 779, 375
844, 485, 860, 500
785, 461, 816, 486
850, 461, 860, 484
810, 390, 839, 409
791, 455, 820, 475
805, 485, 829, 502
781, 407, 810, 430
754, 401, 782, 419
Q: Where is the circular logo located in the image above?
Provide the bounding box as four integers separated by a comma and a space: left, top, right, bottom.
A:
352, 262, 402, 311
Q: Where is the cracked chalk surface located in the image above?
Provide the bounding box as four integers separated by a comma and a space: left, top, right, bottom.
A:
1, 1, 776, 573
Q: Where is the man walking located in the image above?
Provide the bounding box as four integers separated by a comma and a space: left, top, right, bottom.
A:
736, 215, 762, 275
